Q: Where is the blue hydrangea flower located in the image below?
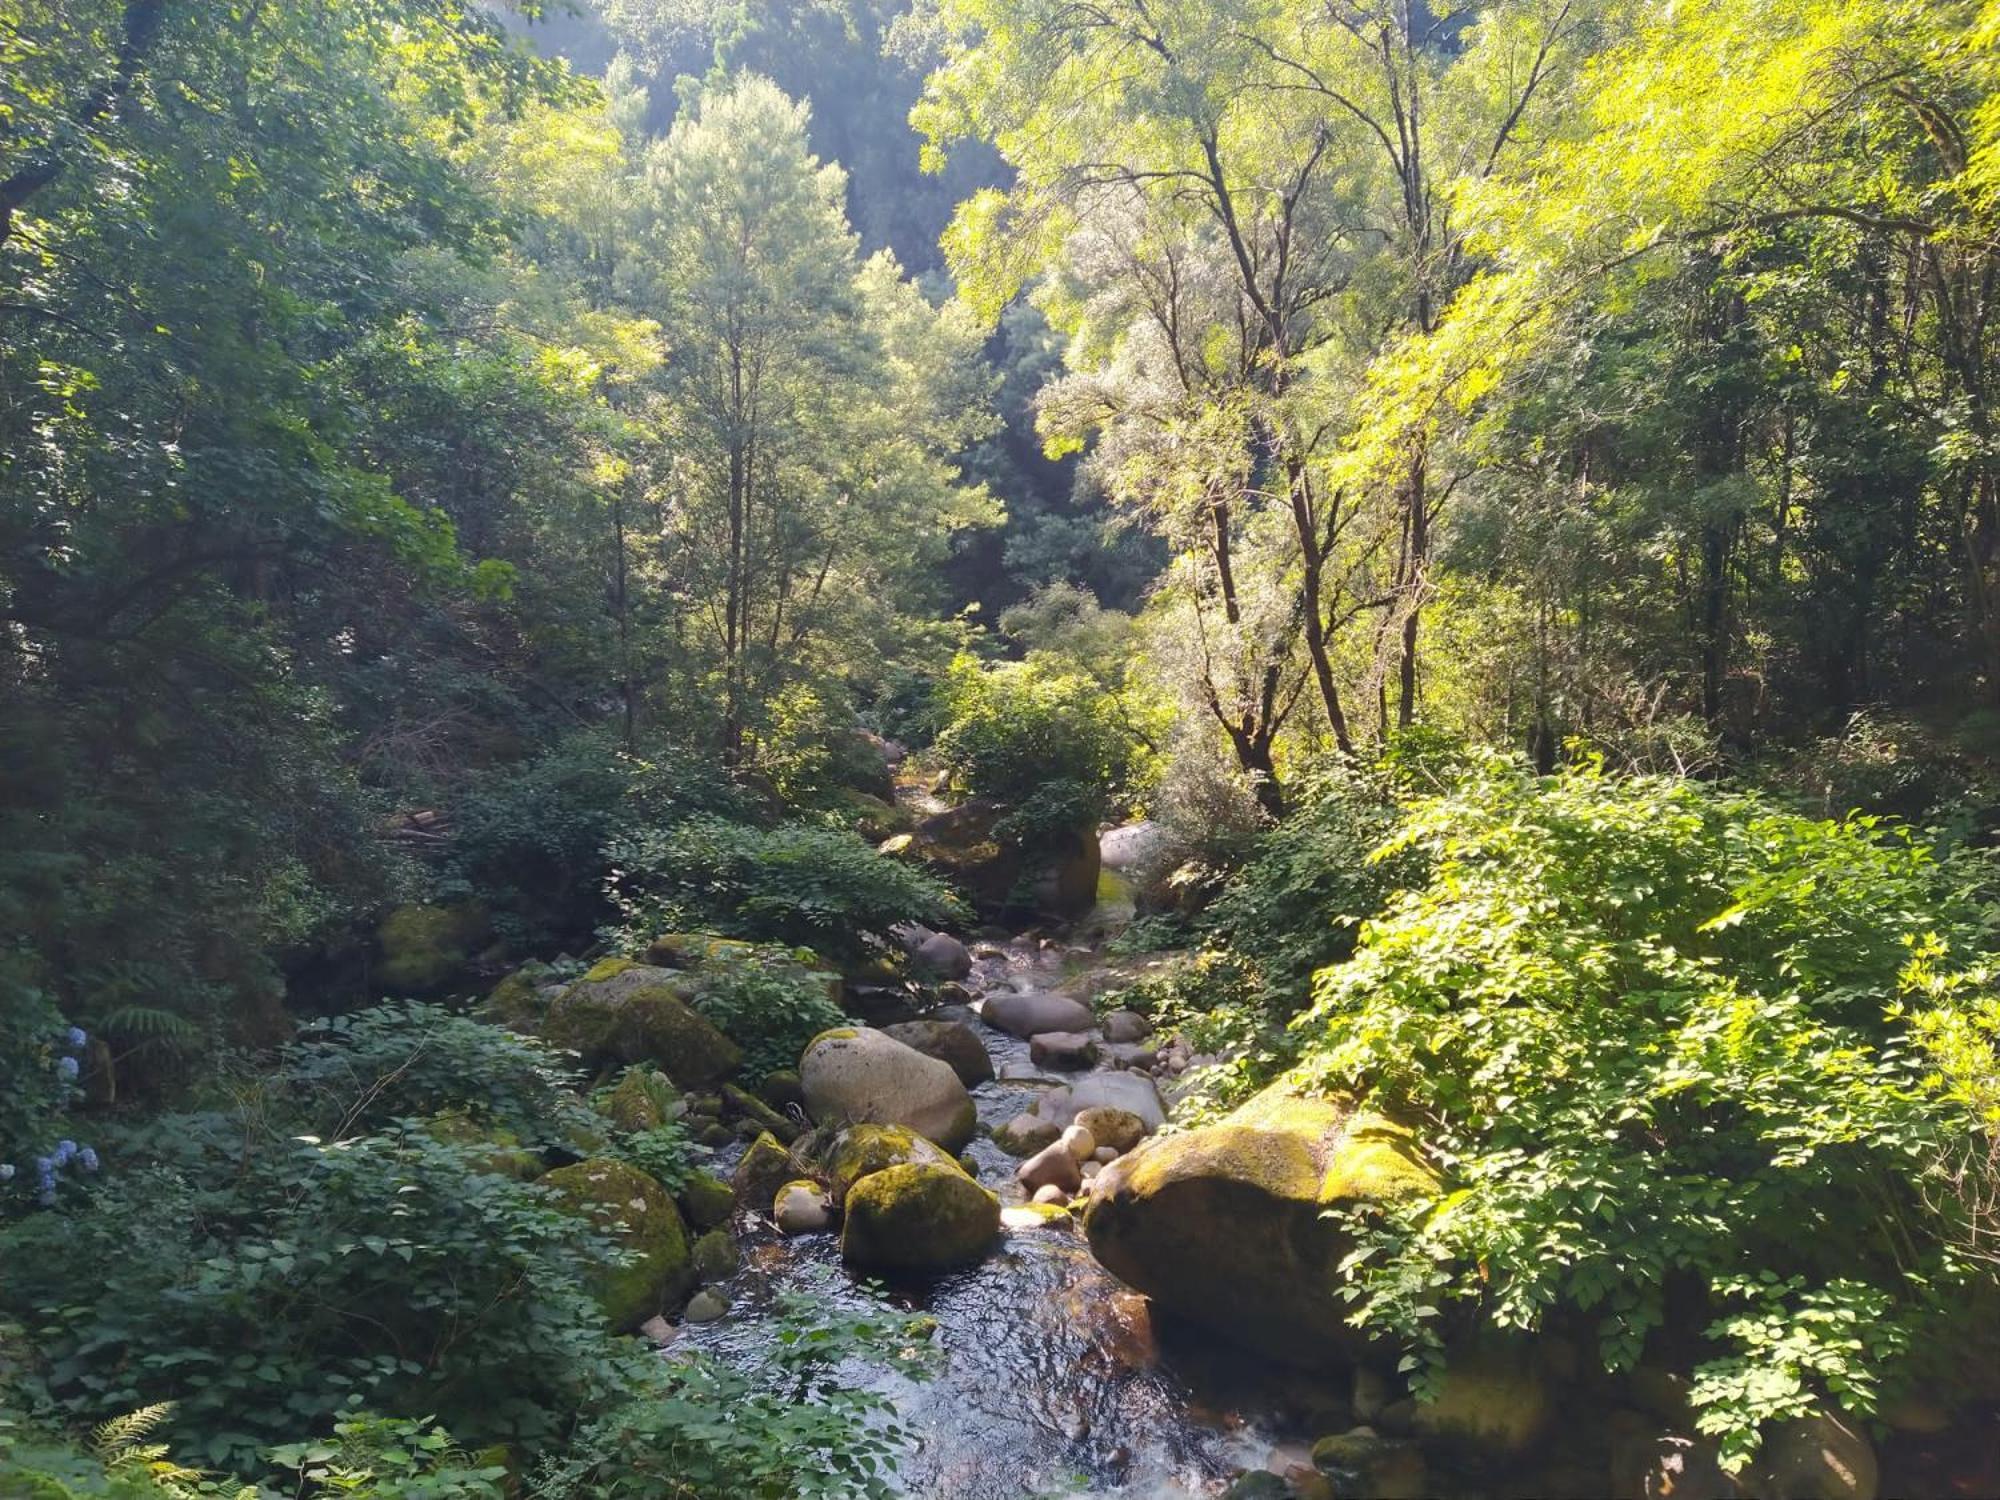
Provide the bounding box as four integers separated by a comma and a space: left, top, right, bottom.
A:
77, 1147, 100, 1173
0, 1163, 14, 1181
54, 1140, 76, 1165
56, 1055, 79, 1081
64, 1026, 87, 1050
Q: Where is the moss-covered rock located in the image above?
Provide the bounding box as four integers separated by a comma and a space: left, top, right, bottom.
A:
601, 1066, 680, 1132
731, 1131, 803, 1209
376, 904, 488, 994
1083, 1079, 1441, 1366
829, 787, 914, 842
823, 1123, 956, 1203
540, 1157, 691, 1331
481, 962, 555, 1030
720, 1083, 800, 1144
1410, 1339, 1553, 1456
678, 1170, 734, 1231
422, 1112, 542, 1180
840, 1161, 1000, 1273
543, 963, 742, 1086
691, 1227, 739, 1284
760, 1069, 806, 1109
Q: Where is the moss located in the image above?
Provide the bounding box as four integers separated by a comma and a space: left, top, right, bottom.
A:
807, 1026, 860, 1048
1410, 1340, 1552, 1455
376, 904, 487, 994
720, 1083, 799, 1143
679, 1170, 734, 1231
825, 1123, 953, 1201
581, 956, 639, 983
602, 1066, 680, 1133
839, 1162, 1000, 1272
423, 1112, 542, 1180
760, 1069, 806, 1108
643, 933, 757, 969
691, 1227, 739, 1283
481, 964, 551, 1030
540, 1157, 691, 1331
544, 965, 743, 1086
731, 1131, 802, 1209
1320, 1112, 1440, 1206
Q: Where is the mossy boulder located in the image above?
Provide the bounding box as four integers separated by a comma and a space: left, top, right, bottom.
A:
732, 1131, 803, 1209
824, 1123, 957, 1203
678, 1170, 735, 1231
799, 1026, 976, 1152
691, 1227, 740, 1284
540, 1157, 691, 1331
830, 787, 914, 842
601, 1066, 680, 1132
422, 1112, 541, 1180
840, 1161, 1000, 1272
482, 962, 555, 1030
760, 1069, 806, 1109
1083, 1079, 1441, 1366
720, 1082, 801, 1144
376, 904, 488, 994
543, 962, 742, 1086
1409, 1339, 1553, 1456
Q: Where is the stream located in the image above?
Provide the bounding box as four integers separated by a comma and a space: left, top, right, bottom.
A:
679, 934, 1312, 1498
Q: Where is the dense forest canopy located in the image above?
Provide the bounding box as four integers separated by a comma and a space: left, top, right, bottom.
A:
4, 0, 2000, 1497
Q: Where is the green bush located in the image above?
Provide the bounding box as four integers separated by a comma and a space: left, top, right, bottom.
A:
931, 654, 1147, 844
604, 816, 961, 967
1294, 755, 2000, 1467
685, 953, 847, 1081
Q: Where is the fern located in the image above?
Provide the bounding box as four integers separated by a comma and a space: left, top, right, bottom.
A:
91, 1405, 254, 1499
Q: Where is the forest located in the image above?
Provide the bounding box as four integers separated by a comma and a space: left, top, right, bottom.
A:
2, 0, 1999, 1496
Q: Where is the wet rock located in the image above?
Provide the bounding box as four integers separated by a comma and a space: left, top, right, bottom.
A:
691, 1227, 738, 1283
1030, 1030, 1099, 1069
684, 1288, 730, 1323
1018, 1139, 1083, 1194
1609, 1430, 1743, 1500
544, 960, 743, 1086
1311, 1428, 1428, 1500
731, 1131, 801, 1209
1221, 1473, 1291, 1500
773, 1179, 833, 1234
800, 1026, 976, 1152
1756, 1407, 1877, 1500
1082, 1081, 1440, 1366
1031, 1184, 1070, 1206
913, 931, 974, 981
1102, 1009, 1153, 1043
994, 1112, 1062, 1157
840, 1161, 1000, 1272
1411, 1339, 1553, 1455
824, 1122, 957, 1202
759, 1069, 806, 1109
1059, 1123, 1098, 1160
883, 1018, 995, 1086
1002, 1202, 1071, 1229
541, 1158, 691, 1331
1048, 1071, 1166, 1133
1074, 1106, 1148, 1154
979, 990, 1097, 1038
678, 1170, 734, 1231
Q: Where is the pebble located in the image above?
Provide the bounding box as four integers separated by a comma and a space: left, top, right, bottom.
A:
1018, 1138, 1083, 1194
1092, 1146, 1119, 1164
684, 1289, 730, 1323
1031, 1184, 1070, 1206
1059, 1124, 1097, 1161
638, 1315, 678, 1346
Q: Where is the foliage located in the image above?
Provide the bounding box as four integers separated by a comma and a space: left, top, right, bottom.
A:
685, 954, 848, 1082
268, 1407, 508, 1498
605, 815, 962, 966
932, 653, 1149, 842
0, 1404, 255, 1499
529, 1285, 939, 1500
1296, 756, 1999, 1465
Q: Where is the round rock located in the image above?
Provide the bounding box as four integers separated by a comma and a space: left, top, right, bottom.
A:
800, 1027, 976, 1152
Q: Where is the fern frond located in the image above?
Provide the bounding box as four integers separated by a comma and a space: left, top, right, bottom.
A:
91, 1402, 175, 1456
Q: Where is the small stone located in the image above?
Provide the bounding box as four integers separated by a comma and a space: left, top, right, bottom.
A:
994, 1112, 1061, 1157
773, 1180, 833, 1234
683, 1288, 729, 1323
1081, 1161, 1102, 1181
1059, 1124, 1097, 1161
1030, 1030, 1099, 1069
1092, 1146, 1119, 1164
1032, 1183, 1070, 1206
1018, 1138, 1083, 1194
637, 1315, 677, 1347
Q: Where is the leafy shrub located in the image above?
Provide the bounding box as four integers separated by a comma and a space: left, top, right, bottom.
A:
282, 1001, 593, 1149
931, 654, 1147, 844
604, 1121, 704, 1195
0, 1404, 256, 1499
604, 816, 962, 966
269, 1406, 507, 1497
0, 977, 100, 1210
687, 952, 847, 1081
0, 1119, 639, 1474
530, 1285, 938, 1500
1294, 755, 1999, 1467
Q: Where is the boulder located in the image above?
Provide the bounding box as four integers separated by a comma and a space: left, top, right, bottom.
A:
993, 1112, 1062, 1157
1101, 1009, 1153, 1044
1074, 1106, 1147, 1154
1082, 1080, 1441, 1365
882, 1019, 994, 1086
691, 1227, 739, 1283
824, 1123, 957, 1202
1059, 1124, 1098, 1161
1311, 1428, 1428, 1500
760, 1069, 806, 1109
979, 991, 1097, 1038
544, 960, 743, 1086
1609, 1431, 1743, 1500
1030, 1030, 1099, 1069
684, 1288, 729, 1323
1032, 1184, 1070, 1206
540, 1158, 692, 1331
1017, 1139, 1083, 1195
774, 1180, 833, 1234
913, 931, 974, 981
1755, 1408, 1877, 1500
732, 1131, 801, 1209
720, 1082, 801, 1144
840, 1162, 1000, 1272
375, 903, 488, 995
1410, 1339, 1553, 1455
678, 1170, 734, 1231
800, 1027, 976, 1151
601, 1066, 680, 1132
1100, 820, 1168, 873
1043, 1072, 1166, 1133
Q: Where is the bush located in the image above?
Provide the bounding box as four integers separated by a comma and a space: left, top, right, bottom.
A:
685, 953, 847, 1082
604, 816, 962, 967
1294, 755, 2000, 1467
931, 654, 1148, 844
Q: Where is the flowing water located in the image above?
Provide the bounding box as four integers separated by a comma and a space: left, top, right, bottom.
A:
679, 935, 1316, 1498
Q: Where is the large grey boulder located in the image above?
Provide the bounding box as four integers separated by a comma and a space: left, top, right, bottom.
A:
913, 931, 974, 981
979, 990, 1097, 1038
882, 1018, 994, 1086
799, 1027, 976, 1152
1039, 1072, 1167, 1133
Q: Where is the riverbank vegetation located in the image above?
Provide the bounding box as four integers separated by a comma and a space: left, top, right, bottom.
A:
6, 0, 2000, 1495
